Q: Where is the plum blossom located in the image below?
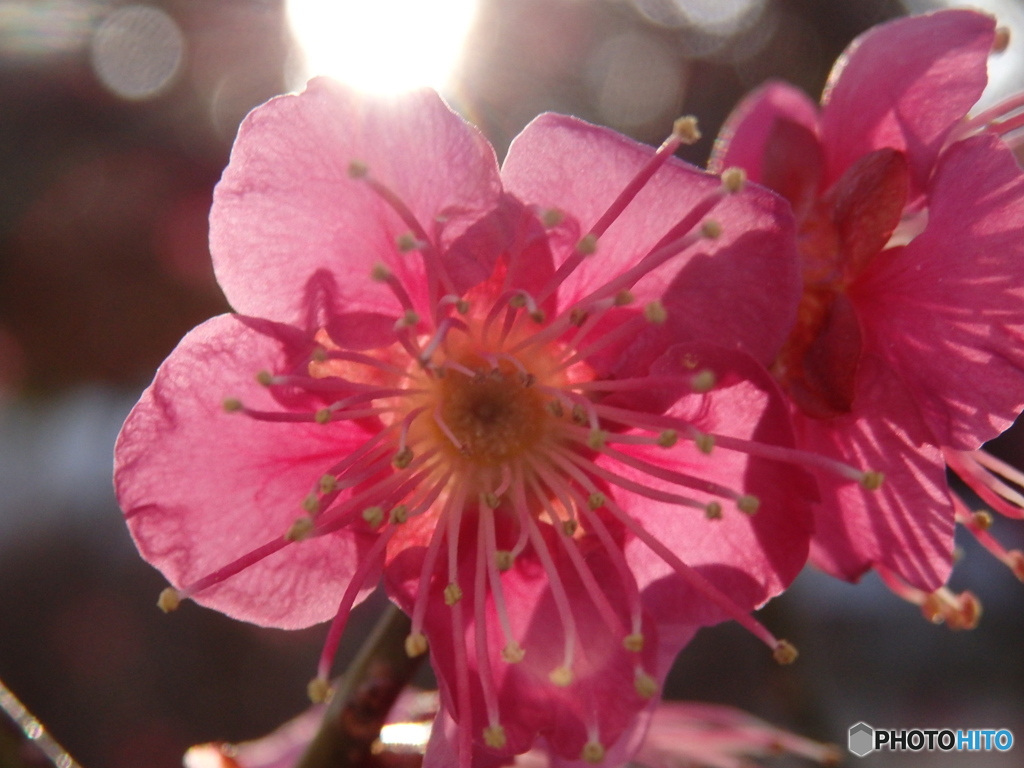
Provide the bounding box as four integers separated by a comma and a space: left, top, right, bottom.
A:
114, 79, 830, 766
710, 8, 1024, 604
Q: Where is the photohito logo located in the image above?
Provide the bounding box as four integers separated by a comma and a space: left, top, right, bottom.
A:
848, 722, 1014, 757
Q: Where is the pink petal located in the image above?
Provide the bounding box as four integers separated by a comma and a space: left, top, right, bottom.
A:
115, 314, 372, 628
853, 135, 1024, 449
501, 113, 800, 364
819, 9, 995, 190
708, 80, 821, 186
796, 354, 954, 589
211, 78, 503, 325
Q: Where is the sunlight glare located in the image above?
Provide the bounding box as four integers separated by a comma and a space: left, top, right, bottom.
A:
286, 0, 478, 94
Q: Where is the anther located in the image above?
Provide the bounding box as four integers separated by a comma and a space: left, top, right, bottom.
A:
737, 494, 760, 515
860, 471, 885, 491
547, 400, 565, 418
362, 506, 384, 528
614, 290, 634, 306
581, 741, 606, 764
643, 301, 667, 324
994, 26, 1011, 53
393, 447, 414, 469
255, 370, 273, 386
389, 504, 409, 524
307, 677, 331, 703
483, 724, 508, 750
623, 633, 644, 652
520, 372, 536, 388
672, 115, 701, 144
396, 232, 421, 252
495, 550, 514, 571
701, 219, 722, 239
588, 492, 606, 509
721, 167, 746, 193
347, 160, 368, 179
529, 309, 546, 323
455, 298, 470, 314
222, 398, 243, 413
314, 408, 332, 424
576, 233, 598, 255
319, 474, 338, 494
572, 404, 588, 425
398, 309, 420, 328
501, 642, 525, 663
508, 294, 527, 309
562, 519, 579, 536
569, 308, 589, 326
484, 492, 501, 509
972, 510, 993, 530
634, 671, 658, 699
311, 346, 328, 362
693, 432, 715, 454
657, 429, 678, 447
444, 583, 463, 606
542, 208, 565, 228
405, 632, 429, 658
370, 262, 392, 281
549, 666, 574, 687
157, 587, 181, 613
285, 516, 315, 541
301, 493, 319, 513
773, 640, 799, 665
690, 369, 716, 393
704, 501, 723, 520
588, 429, 608, 450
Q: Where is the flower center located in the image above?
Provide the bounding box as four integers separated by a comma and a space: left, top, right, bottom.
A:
431, 356, 550, 467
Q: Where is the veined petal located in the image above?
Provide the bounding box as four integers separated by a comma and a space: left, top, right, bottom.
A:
798, 354, 954, 590
211, 78, 503, 325
115, 314, 372, 628
853, 135, 1024, 449
820, 9, 994, 190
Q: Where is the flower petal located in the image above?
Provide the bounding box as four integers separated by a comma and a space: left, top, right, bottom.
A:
853, 135, 1024, 449
708, 80, 821, 187
115, 314, 372, 628
797, 354, 954, 590
819, 9, 994, 190
211, 78, 503, 325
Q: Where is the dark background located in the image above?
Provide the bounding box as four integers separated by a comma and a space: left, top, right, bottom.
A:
1, 1, 1022, 766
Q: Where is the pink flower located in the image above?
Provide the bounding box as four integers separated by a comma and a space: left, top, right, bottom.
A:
115, 79, 819, 765
710, 9, 1024, 591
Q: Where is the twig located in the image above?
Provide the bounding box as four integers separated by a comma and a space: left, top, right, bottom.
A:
296, 604, 425, 768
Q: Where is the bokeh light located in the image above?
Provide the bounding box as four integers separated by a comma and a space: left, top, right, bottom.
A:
0, 0, 97, 58
90, 5, 184, 100
286, 0, 478, 94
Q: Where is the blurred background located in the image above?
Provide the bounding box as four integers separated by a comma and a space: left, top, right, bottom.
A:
1, 0, 1023, 765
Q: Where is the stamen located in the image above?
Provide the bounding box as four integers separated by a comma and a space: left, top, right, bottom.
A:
355, 170, 458, 303
528, 474, 626, 637
474, 509, 504, 735
514, 468, 578, 674
481, 496, 522, 655
553, 457, 788, 656
316, 526, 397, 681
